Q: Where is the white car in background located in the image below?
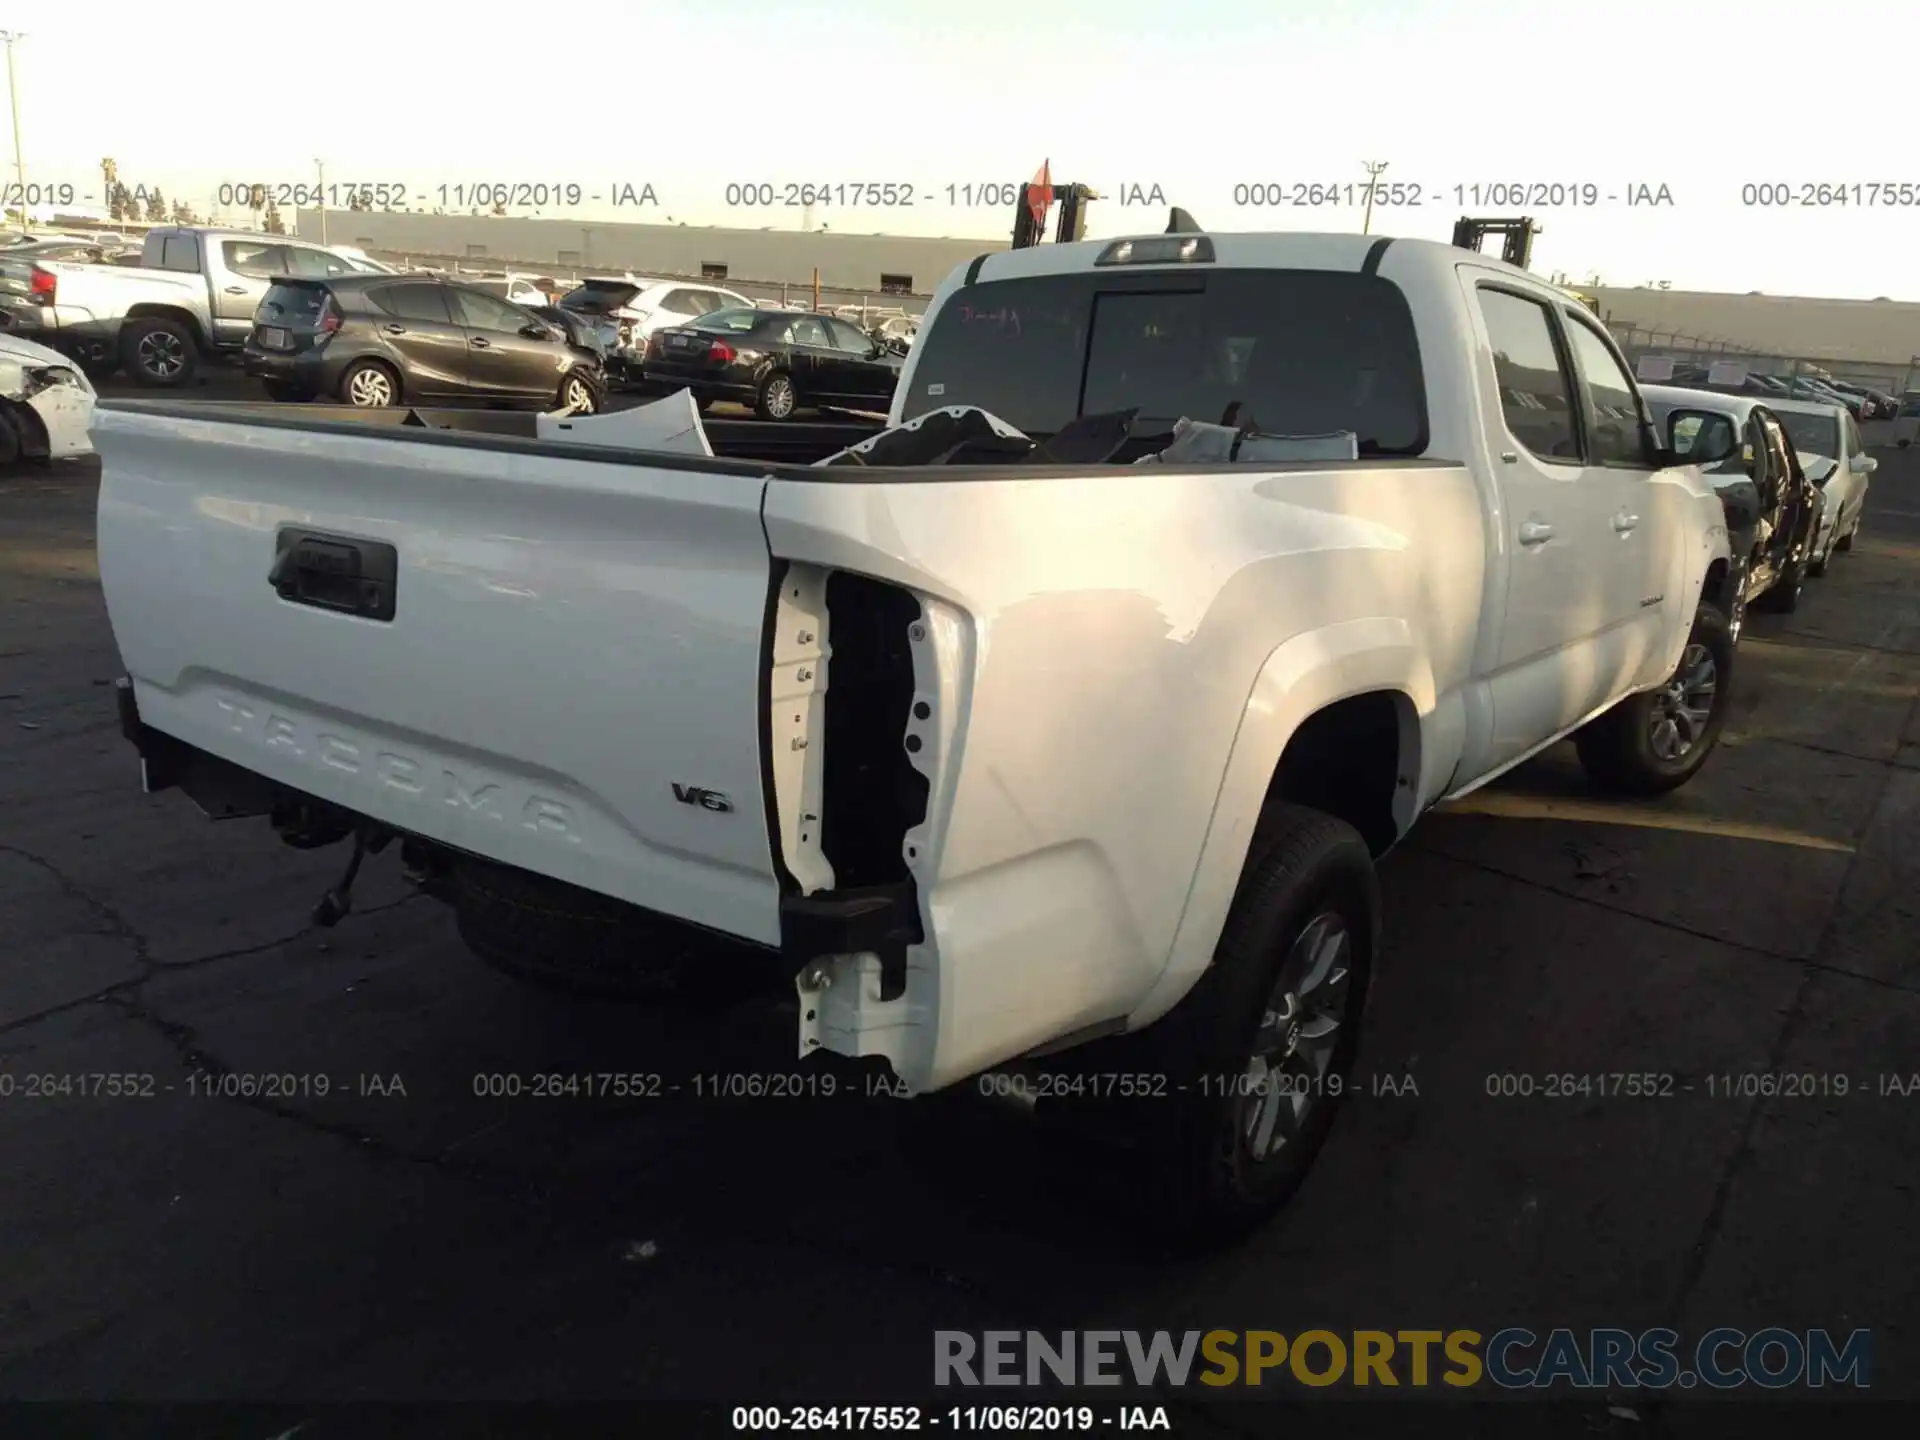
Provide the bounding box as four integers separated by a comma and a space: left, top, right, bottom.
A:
0, 329, 94, 469
1770, 396, 1874, 574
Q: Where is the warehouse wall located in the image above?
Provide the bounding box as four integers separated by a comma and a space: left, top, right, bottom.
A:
1588, 286, 1920, 367
292, 210, 1007, 295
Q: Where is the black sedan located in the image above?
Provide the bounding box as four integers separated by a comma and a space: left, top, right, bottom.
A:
641, 307, 902, 419
245, 275, 605, 412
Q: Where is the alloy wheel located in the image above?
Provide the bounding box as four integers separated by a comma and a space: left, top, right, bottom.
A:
564, 377, 596, 413
1648, 642, 1717, 762
765, 377, 795, 418
137, 331, 185, 379
349, 369, 393, 406
1238, 912, 1351, 1162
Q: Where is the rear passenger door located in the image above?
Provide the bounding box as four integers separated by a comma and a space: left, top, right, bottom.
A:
784, 315, 836, 403
1467, 277, 1633, 769
367, 281, 469, 398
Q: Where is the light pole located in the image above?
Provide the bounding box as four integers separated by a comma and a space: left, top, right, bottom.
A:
0, 33, 26, 225
1361, 160, 1388, 236
315, 158, 327, 242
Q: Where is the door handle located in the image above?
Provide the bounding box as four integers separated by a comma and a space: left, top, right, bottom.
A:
1518, 521, 1554, 546
384, 324, 406, 335
469, 337, 490, 348
224, 286, 247, 295
1612, 512, 1640, 533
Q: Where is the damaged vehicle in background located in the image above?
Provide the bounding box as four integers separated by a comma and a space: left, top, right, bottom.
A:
0, 329, 95, 472
1642, 385, 1821, 617
556, 277, 756, 386
245, 274, 604, 413
1769, 396, 1874, 573
97, 229, 1738, 1242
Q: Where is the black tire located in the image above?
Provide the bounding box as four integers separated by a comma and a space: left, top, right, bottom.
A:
0, 405, 22, 468
1836, 520, 1856, 553
1808, 530, 1830, 578
1048, 806, 1380, 1246
1754, 552, 1805, 613
1575, 602, 1733, 796
754, 369, 797, 420
120, 317, 199, 388
260, 379, 313, 403
451, 859, 760, 1001
556, 370, 600, 415
339, 359, 401, 408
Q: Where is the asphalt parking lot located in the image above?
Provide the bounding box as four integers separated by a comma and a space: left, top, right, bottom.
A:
2, 423, 1918, 1434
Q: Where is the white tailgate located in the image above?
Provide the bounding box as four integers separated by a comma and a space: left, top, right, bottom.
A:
94, 410, 785, 946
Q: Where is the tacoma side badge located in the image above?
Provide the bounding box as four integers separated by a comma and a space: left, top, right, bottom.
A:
671, 784, 733, 813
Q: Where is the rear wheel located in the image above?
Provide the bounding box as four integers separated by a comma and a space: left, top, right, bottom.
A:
260, 379, 313, 403
339, 360, 400, 408
755, 369, 797, 420
120, 317, 199, 388
1043, 805, 1379, 1246
0, 405, 22, 469
1575, 602, 1732, 796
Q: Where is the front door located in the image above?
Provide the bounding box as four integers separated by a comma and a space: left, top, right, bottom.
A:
824, 318, 898, 408
1467, 277, 1634, 772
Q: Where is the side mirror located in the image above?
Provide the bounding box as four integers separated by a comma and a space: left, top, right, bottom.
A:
520, 323, 551, 340
1665, 410, 1739, 466
1852, 453, 1878, 474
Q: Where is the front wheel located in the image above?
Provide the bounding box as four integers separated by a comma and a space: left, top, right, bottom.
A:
557, 371, 600, 415
1754, 551, 1806, 613
1575, 602, 1733, 796
1836, 518, 1857, 553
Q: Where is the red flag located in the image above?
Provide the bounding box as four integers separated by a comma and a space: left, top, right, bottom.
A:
1028, 159, 1053, 232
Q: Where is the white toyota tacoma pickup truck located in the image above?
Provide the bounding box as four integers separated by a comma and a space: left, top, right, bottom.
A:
96, 231, 1737, 1238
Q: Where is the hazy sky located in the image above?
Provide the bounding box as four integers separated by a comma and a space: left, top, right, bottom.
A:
5, 0, 1917, 297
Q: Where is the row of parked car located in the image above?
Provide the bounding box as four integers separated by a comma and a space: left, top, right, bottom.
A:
0, 225, 922, 419
1650, 361, 1908, 420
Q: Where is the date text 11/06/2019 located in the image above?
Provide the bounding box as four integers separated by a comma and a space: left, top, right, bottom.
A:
731, 1406, 1173, 1431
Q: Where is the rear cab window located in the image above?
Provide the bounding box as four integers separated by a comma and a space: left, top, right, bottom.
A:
903, 268, 1427, 452
154, 234, 201, 273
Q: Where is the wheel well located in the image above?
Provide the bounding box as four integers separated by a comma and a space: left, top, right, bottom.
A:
1703, 558, 1730, 613
123, 305, 207, 350
1255, 691, 1413, 858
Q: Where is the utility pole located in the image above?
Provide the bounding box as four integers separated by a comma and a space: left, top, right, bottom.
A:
1361, 160, 1389, 236
315, 158, 327, 242
1, 33, 25, 225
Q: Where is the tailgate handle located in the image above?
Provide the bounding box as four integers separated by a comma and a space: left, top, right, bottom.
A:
270, 529, 398, 622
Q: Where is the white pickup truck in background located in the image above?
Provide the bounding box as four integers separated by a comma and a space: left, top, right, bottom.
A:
95, 230, 1737, 1240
